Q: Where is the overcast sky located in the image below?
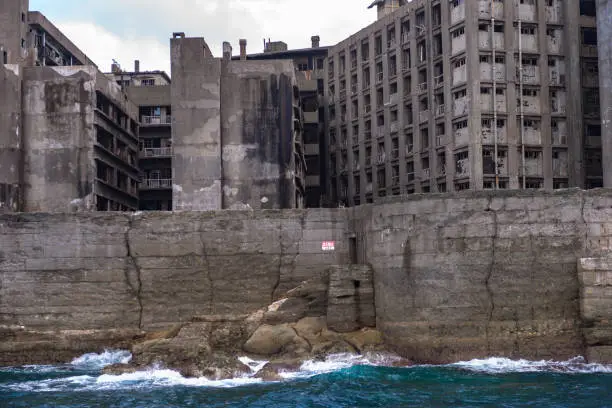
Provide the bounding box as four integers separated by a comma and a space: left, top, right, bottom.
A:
29, 0, 377, 74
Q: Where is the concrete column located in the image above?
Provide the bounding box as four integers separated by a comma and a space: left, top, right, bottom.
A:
597, 0, 612, 187
0, 65, 23, 212
239, 39, 247, 60
170, 37, 222, 210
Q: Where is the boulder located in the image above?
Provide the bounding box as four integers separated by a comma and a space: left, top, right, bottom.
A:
243, 324, 298, 355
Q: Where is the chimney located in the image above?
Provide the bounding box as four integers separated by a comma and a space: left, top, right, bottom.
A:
311, 35, 320, 48
222, 41, 232, 61
134, 60, 140, 73
239, 39, 247, 60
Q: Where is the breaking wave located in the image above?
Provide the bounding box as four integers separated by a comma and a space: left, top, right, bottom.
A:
450, 356, 612, 374
70, 349, 132, 370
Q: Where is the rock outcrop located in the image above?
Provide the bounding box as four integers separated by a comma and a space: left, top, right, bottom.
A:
108, 266, 382, 379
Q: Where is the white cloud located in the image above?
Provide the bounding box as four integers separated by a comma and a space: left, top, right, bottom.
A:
43, 0, 377, 72
55, 22, 171, 74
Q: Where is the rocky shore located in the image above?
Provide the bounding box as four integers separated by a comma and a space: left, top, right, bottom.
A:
2, 267, 405, 379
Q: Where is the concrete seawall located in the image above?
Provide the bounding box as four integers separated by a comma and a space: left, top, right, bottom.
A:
1, 189, 612, 363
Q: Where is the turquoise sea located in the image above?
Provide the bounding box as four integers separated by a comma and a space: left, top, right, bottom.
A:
1, 351, 611, 408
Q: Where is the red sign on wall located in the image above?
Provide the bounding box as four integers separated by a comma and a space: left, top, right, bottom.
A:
322, 241, 335, 251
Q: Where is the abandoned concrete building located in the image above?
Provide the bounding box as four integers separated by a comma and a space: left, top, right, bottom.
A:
233, 36, 330, 208
326, 0, 604, 206
0, 0, 140, 213
171, 34, 306, 210
106, 63, 173, 211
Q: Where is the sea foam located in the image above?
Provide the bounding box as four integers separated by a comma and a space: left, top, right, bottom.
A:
70, 349, 132, 370
450, 356, 612, 374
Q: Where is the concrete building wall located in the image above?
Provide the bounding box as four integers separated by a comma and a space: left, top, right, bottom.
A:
598, 0, 612, 187
0, 0, 29, 65
221, 60, 299, 209
21, 66, 97, 212
0, 65, 23, 212
171, 37, 222, 211
327, 0, 601, 206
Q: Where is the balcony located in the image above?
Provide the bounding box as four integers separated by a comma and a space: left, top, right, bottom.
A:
402, 32, 410, 44
421, 169, 431, 180
141, 115, 171, 126
418, 82, 428, 93
436, 104, 445, 116
140, 147, 173, 158
434, 74, 444, 87
141, 179, 173, 190
376, 72, 384, 84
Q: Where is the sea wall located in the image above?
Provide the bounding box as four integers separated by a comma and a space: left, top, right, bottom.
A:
2, 189, 612, 364
354, 189, 612, 363
0, 210, 348, 333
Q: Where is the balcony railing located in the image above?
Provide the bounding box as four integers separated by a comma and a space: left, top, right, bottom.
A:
376, 72, 384, 83
436, 104, 445, 116
418, 82, 428, 93
434, 75, 444, 87
419, 110, 429, 123
141, 115, 172, 125
141, 179, 173, 190
140, 147, 173, 158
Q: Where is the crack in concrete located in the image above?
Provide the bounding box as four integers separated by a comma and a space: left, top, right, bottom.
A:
199, 230, 214, 315
124, 215, 143, 330
484, 196, 497, 354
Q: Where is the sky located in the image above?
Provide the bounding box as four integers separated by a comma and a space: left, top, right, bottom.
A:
29, 0, 376, 75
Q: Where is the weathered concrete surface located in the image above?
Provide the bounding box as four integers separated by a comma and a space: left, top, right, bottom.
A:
0, 64, 22, 212
598, 0, 612, 187
579, 257, 612, 363
171, 37, 222, 211
221, 60, 299, 210
360, 189, 612, 363
327, 265, 376, 333
21, 66, 97, 212
3, 190, 612, 364
0, 0, 29, 65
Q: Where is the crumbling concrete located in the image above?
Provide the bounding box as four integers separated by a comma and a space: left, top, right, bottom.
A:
0, 64, 23, 212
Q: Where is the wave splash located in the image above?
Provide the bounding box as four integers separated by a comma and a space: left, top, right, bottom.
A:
70, 350, 132, 370
450, 356, 612, 374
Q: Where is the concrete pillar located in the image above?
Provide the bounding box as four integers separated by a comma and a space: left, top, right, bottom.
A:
0, 65, 23, 212
239, 39, 247, 60
222, 41, 232, 61
597, 0, 612, 187
311, 36, 320, 48
170, 37, 222, 210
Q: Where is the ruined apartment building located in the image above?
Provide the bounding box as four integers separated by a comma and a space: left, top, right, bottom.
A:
0, 0, 140, 212
107, 63, 173, 211
326, 0, 602, 206
598, 0, 612, 187
171, 34, 305, 210
234, 37, 330, 208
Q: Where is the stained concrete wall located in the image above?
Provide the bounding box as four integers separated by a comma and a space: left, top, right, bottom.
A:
171, 37, 222, 211
0, 0, 29, 65
0, 209, 348, 332
21, 66, 97, 212
3, 190, 612, 363
598, 0, 612, 187
579, 257, 612, 362
355, 189, 612, 363
0, 65, 23, 212
221, 60, 297, 209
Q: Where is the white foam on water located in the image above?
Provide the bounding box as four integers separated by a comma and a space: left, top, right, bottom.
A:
238, 356, 268, 375
280, 352, 406, 380
70, 350, 132, 370
450, 356, 612, 374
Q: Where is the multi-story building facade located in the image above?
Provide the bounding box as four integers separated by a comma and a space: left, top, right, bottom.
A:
326, 0, 603, 206
235, 37, 330, 207
170, 34, 306, 210
597, 0, 612, 186
1, 0, 140, 212
107, 63, 173, 211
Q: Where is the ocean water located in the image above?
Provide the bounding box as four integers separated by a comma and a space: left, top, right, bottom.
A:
1, 351, 611, 408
